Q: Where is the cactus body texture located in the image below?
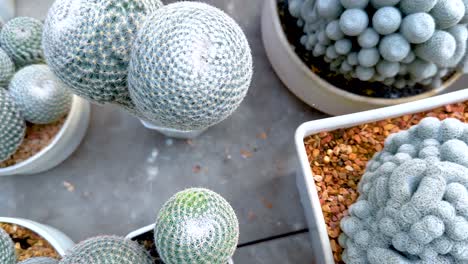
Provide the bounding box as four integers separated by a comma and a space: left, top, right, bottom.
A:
43, 0, 162, 110
9, 65, 72, 124
289, 0, 468, 91
0, 89, 26, 162
341, 117, 468, 264
59, 236, 152, 264
19, 257, 58, 264
0, 228, 15, 264
0, 17, 44, 67
0, 48, 14, 87
128, 2, 253, 131
155, 188, 239, 264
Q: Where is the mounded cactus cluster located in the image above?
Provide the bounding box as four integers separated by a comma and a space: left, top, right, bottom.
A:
0, 227, 15, 264
155, 188, 239, 264
59, 236, 153, 264
43, 0, 252, 133
42, 0, 163, 109
0, 17, 44, 67
19, 258, 58, 264
340, 117, 468, 263
0, 89, 26, 162
288, 0, 468, 90
128, 2, 253, 131
9, 65, 72, 124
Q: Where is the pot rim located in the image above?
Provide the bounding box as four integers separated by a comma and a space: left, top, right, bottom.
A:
0, 95, 86, 173
265, 0, 461, 105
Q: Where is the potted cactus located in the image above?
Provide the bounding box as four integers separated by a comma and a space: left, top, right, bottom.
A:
127, 188, 239, 264
42, 0, 253, 139
0, 217, 74, 262
295, 90, 468, 263
0, 16, 91, 176
262, 0, 467, 115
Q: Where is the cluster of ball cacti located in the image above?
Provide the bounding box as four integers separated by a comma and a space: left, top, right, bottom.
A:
0, 227, 16, 264
43, 0, 253, 132
288, 0, 468, 90
155, 188, 239, 264
340, 117, 468, 264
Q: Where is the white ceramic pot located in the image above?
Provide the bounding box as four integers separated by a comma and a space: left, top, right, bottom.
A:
126, 224, 234, 264
140, 119, 206, 139
0, 95, 91, 176
0, 217, 75, 257
294, 89, 468, 263
261, 0, 462, 116
0, 0, 14, 21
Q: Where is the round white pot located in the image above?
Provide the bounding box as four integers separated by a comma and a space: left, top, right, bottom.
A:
0, 217, 74, 257
261, 0, 462, 116
0, 95, 91, 176
126, 224, 234, 264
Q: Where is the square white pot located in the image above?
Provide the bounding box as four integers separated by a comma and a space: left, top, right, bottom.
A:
294, 89, 468, 263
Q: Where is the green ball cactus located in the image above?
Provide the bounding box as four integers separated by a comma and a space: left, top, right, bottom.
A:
128, 2, 253, 131
0, 47, 14, 87
340, 117, 468, 264
0, 89, 26, 162
289, 0, 468, 91
0, 17, 44, 67
0, 228, 15, 264
154, 188, 239, 264
8, 65, 72, 124
42, 0, 163, 109
59, 236, 152, 264
19, 258, 58, 264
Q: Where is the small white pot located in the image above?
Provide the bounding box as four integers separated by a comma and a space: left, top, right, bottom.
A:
0, 95, 91, 176
140, 119, 206, 139
126, 224, 234, 264
294, 89, 468, 263
0, 0, 14, 21
0, 217, 75, 257
261, 0, 461, 116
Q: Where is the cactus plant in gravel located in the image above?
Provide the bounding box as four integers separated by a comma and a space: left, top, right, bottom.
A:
42, 0, 163, 110
19, 258, 59, 264
0, 17, 44, 67
155, 188, 239, 264
0, 48, 14, 87
340, 117, 468, 264
8, 64, 72, 124
0, 227, 16, 264
128, 1, 253, 131
0, 89, 26, 162
289, 0, 468, 92
59, 236, 152, 264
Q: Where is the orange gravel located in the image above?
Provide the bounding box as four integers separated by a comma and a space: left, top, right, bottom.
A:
304, 102, 468, 263
0, 116, 66, 168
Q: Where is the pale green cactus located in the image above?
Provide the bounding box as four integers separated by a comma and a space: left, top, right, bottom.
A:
42, 0, 163, 110
0, 228, 15, 264
289, 0, 468, 90
128, 2, 253, 131
0, 47, 14, 87
154, 188, 239, 264
59, 236, 152, 264
340, 118, 468, 264
0, 89, 26, 162
0, 17, 44, 67
19, 257, 58, 264
8, 65, 72, 124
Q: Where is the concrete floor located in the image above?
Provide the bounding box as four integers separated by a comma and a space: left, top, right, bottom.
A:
5, 0, 468, 263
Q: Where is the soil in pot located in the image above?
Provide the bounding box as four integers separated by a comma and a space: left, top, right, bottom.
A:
303, 102, 468, 263
277, 0, 455, 99
131, 230, 164, 264
0, 222, 60, 261
0, 116, 66, 168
